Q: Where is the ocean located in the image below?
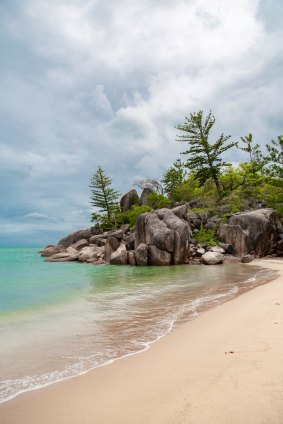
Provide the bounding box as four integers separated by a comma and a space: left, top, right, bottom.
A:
0, 247, 276, 404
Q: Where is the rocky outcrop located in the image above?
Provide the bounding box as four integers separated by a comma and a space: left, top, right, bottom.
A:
58, 229, 93, 248
134, 206, 191, 265
218, 208, 280, 257
40, 245, 65, 257
120, 189, 139, 212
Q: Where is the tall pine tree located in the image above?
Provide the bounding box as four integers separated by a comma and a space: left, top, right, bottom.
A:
90, 166, 120, 225
176, 110, 236, 197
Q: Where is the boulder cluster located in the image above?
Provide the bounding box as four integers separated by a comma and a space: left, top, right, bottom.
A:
40, 207, 283, 266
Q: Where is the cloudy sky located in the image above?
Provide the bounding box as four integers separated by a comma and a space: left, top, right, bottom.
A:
0, 0, 282, 246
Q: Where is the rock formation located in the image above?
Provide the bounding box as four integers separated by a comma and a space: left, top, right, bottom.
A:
218, 208, 282, 257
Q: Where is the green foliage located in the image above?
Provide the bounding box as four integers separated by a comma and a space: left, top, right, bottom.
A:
147, 192, 172, 209
116, 205, 152, 228
265, 135, 283, 178
90, 166, 120, 228
192, 228, 219, 246
161, 159, 187, 197
176, 110, 236, 196
237, 133, 265, 174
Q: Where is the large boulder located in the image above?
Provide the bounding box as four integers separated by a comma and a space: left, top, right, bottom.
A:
41, 245, 65, 257
201, 252, 225, 265
120, 189, 139, 212
104, 237, 121, 262
218, 208, 280, 257
58, 229, 92, 248
134, 207, 191, 265
110, 244, 128, 265
148, 245, 172, 266
45, 252, 78, 262
78, 246, 104, 263
135, 243, 148, 266
140, 188, 153, 206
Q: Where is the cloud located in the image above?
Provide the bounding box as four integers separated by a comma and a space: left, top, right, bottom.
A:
0, 0, 282, 245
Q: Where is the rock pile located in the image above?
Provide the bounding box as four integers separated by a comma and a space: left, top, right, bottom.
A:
40, 207, 283, 266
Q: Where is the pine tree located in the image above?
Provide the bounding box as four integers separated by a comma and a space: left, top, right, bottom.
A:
90, 166, 120, 225
176, 110, 236, 197
161, 159, 187, 197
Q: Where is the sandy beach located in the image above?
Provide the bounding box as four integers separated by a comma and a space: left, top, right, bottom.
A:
0, 257, 283, 424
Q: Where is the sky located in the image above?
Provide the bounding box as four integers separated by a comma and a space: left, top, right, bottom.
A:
0, 0, 282, 246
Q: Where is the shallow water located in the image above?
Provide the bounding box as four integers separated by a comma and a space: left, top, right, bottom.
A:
0, 247, 276, 403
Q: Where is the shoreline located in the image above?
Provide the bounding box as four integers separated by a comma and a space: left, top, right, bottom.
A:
1, 257, 283, 423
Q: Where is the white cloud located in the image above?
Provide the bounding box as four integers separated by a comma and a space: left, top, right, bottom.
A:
0, 0, 282, 245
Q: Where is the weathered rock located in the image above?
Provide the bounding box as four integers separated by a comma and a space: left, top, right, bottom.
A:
156, 208, 190, 264
110, 244, 128, 265
108, 229, 124, 240
196, 247, 205, 256
219, 242, 234, 254
134, 213, 148, 248
144, 213, 175, 253
135, 243, 148, 266
172, 204, 188, 220
125, 232, 135, 251
45, 252, 77, 262
66, 246, 79, 258
89, 233, 108, 244
128, 251, 136, 266
140, 188, 153, 206
41, 245, 65, 257
208, 245, 225, 254
78, 246, 104, 263
275, 239, 283, 256
104, 237, 121, 262
70, 239, 89, 251
120, 189, 139, 212
241, 254, 253, 263
201, 252, 225, 265
58, 229, 92, 248
148, 245, 172, 266
218, 208, 279, 257
94, 238, 107, 247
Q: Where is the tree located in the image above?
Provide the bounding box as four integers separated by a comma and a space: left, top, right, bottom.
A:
176, 110, 236, 197
133, 178, 163, 194
161, 159, 187, 198
237, 133, 264, 174
265, 135, 283, 178
90, 166, 120, 226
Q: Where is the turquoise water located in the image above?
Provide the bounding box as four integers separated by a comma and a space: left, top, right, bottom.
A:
0, 247, 276, 403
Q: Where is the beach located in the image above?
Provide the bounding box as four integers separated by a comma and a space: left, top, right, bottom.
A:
0, 257, 283, 424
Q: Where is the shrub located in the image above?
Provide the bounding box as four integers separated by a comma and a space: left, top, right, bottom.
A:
192, 228, 219, 246
147, 193, 172, 209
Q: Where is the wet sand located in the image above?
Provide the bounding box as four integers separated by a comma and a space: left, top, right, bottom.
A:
0, 258, 283, 424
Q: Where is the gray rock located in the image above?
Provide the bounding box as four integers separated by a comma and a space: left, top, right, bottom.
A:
148, 245, 172, 266
108, 229, 124, 240
120, 189, 139, 213
41, 245, 65, 257
219, 242, 234, 254
89, 233, 108, 244
241, 254, 253, 263
58, 229, 92, 248
172, 204, 188, 220
70, 239, 89, 251
201, 252, 225, 265
110, 244, 128, 265
140, 188, 153, 206
135, 243, 148, 266
45, 252, 77, 262
196, 247, 205, 256
125, 232, 135, 251
209, 246, 225, 254
156, 208, 190, 264
218, 208, 279, 257
144, 213, 174, 253
104, 237, 121, 262
78, 246, 104, 263
128, 251, 136, 266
